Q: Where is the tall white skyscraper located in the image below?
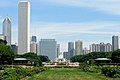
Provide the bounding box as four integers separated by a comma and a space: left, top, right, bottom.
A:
18, 1, 30, 54
3, 17, 11, 45
112, 35, 119, 51
75, 40, 83, 55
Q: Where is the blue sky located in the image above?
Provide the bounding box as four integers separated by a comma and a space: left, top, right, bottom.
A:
0, 0, 120, 52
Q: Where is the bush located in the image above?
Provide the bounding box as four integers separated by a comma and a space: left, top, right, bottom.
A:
0, 67, 47, 80
101, 66, 120, 78
79, 64, 101, 73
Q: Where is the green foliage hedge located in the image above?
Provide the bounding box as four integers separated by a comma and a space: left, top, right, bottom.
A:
0, 67, 47, 80
79, 64, 120, 78
79, 64, 101, 73
101, 66, 120, 78
70, 52, 112, 63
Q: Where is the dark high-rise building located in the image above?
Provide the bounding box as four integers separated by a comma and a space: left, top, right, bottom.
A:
57, 44, 60, 58
63, 52, 69, 59
68, 42, 74, 60
112, 35, 119, 51
11, 44, 18, 53
31, 36, 37, 42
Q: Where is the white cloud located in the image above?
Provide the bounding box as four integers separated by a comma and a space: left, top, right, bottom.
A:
37, 0, 120, 15
30, 21, 120, 52
31, 21, 120, 37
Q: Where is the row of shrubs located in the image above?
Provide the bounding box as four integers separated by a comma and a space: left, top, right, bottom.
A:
79, 64, 120, 78
102, 66, 120, 78
0, 67, 47, 80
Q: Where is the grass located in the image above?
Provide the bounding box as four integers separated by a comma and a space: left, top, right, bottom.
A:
28, 68, 120, 80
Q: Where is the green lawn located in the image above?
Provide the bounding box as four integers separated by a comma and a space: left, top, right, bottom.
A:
28, 68, 120, 80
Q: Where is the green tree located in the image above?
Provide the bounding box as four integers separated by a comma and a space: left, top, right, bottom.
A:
0, 44, 15, 65
22, 52, 42, 66
39, 55, 50, 62
111, 49, 120, 63
70, 52, 112, 63
0, 39, 7, 45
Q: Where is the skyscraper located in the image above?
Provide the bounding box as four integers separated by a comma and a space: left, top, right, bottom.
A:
105, 43, 112, 52
63, 52, 69, 59
100, 42, 105, 52
3, 17, 11, 45
75, 40, 83, 55
30, 36, 37, 53
30, 42, 37, 53
39, 39, 57, 61
57, 44, 60, 58
90, 43, 112, 52
11, 44, 18, 53
68, 42, 74, 59
83, 47, 90, 55
18, 1, 30, 54
31, 36, 37, 42
112, 35, 119, 51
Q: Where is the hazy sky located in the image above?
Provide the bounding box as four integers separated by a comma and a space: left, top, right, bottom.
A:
0, 0, 120, 52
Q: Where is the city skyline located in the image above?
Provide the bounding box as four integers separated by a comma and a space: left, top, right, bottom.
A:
0, 0, 120, 52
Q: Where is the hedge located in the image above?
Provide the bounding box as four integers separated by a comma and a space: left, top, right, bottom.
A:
0, 67, 47, 80
101, 66, 120, 78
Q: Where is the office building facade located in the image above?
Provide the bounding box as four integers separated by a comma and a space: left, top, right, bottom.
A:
57, 44, 60, 58
39, 39, 57, 61
75, 40, 83, 55
18, 1, 30, 54
68, 42, 74, 59
31, 36, 37, 42
90, 43, 112, 52
3, 17, 11, 45
112, 35, 119, 51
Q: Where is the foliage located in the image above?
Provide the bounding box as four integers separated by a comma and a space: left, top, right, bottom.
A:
0, 44, 16, 65
101, 66, 120, 78
0, 67, 47, 80
28, 68, 116, 80
79, 64, 120, 78
70, 52, 112, 63
79, 64, 101, 73
39, 55, 50, 62
17, 52, 42, 66
111, 49, 120, 63
0, 39, 7, 45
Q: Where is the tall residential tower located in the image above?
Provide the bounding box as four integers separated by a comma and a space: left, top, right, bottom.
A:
75, 40, 83, 55
18, 1, 30, 54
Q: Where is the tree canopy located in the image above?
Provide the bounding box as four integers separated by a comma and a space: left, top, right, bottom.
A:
39, 55, 50, 62
0, 44, 15, 65
0, 39, 7, 45
17, 52, 42, 66
70, 52, 112, 63
111, 49, 120, 63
